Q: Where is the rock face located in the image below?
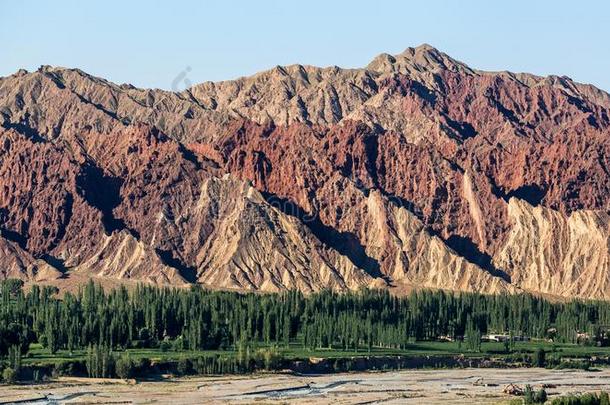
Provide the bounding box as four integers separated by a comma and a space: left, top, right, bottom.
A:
71, 230, 187, 285
495, 199, 610, 298
0, 44, 609, 298
0, 236, 62, 281
192, 176, 374, 293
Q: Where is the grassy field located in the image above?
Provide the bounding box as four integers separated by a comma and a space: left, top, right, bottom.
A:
22, 340, 610, 366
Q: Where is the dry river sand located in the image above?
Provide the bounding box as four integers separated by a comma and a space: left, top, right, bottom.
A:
2, 368, 610, 404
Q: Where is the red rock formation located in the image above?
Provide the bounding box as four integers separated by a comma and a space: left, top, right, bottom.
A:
0, 45, 608, 298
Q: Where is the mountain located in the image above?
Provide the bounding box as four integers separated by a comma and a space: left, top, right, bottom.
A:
1, 45, 609, 298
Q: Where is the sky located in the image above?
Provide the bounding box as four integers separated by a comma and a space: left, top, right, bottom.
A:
2, 0, 609, 92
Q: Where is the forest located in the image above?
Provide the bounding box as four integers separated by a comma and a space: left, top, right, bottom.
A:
2, 278, 610, 359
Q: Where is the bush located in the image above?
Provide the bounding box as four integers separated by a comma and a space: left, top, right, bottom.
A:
2, 367, 17, 384
115, 354, 135, 379
523, 385, 547, 404
159, 340, 171, 352
172, 336, 186, 351
576, 393, 599, 405
177, 358, 193, 375
130, 340, 146, 349
256, 347, 282, 370
534, 388, 547, 404
134, 357, 151, 376
550, 391, 610, 405
53, 361, 77, 377
524, 384, 535, 404
555, 359, 591, 371
534, 348, 546, 367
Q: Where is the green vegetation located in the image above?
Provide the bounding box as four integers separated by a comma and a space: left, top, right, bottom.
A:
2, 367, 16, 383
548, 391, 610, 405
3, 278, 610, 381
115, 353, 135, 379
524, 384, 547, 404
85, 344, 115, 378
505, 390, 610, 405
16, 340, 610, 366
533, 347, 546, 367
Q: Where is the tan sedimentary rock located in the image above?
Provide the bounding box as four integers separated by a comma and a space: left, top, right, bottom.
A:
355, 189, 514, 294
71, 230, 187, 285
0, 236, 62, 281
192, 175, 374, 292
494, 199, 610, 299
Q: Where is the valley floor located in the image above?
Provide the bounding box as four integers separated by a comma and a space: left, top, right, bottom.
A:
2, 368, 610, 404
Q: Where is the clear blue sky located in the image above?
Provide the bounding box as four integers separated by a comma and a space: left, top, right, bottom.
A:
2, 0, 609, 91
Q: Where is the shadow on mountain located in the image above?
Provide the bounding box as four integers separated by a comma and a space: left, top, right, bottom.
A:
76, 163, 136, 236
262, 192, 382, 279
444, 234, 511, 283
2, 121, 46, 143
0, 225, 67, 273
0, 226, 28, 249
444, 117, 477, 141
156, 249, 197, 283
41, 254, 67, 273
504, 184, 546, 206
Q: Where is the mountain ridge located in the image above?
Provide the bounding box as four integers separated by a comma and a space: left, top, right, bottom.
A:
1, 44, 609, 298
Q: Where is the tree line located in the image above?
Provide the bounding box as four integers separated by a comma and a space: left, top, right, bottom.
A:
1, 278, 610, 356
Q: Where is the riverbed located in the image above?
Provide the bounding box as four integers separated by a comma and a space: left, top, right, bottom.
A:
2, 368, 610, 404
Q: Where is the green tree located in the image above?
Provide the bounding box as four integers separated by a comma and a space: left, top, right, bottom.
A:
524, 384, 535, 404
2, 367, 17, 384
533, 388, 548, 404
533, 348, 546, 367
115, 354, 135, 379
8, 345, 21, 372
177, 358, 193, 375
86, 344, 115, 378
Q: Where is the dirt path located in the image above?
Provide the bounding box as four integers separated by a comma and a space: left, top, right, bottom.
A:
2, 368, 610, 404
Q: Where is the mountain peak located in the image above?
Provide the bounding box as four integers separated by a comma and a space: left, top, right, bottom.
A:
415, 43, 437, 50
367, 44, 474, 75
400, 43, 442, 56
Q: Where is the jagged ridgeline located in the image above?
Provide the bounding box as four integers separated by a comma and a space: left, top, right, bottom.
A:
1, 44, 609, 298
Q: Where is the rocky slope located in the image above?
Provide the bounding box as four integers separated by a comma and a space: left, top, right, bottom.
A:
495, 198, 610, 299
0, 45, 608, 298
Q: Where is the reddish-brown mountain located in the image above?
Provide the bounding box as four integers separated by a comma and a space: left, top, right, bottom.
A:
1, 45, 608, 298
